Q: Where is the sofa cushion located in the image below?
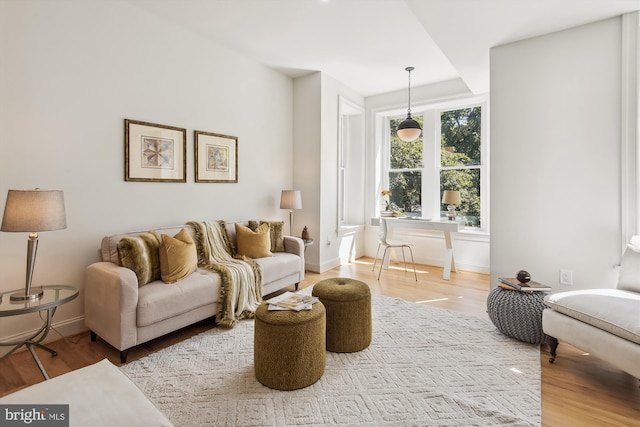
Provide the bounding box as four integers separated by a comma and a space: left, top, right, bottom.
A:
544, 289, 640, 345
159, 228, 198, 283
249, 220, 285, 252
137, 269, 220, 327
117, 232, 161, 286
102, 226, 194, 265
235, 223, 272, 258
254, 252, 301, 285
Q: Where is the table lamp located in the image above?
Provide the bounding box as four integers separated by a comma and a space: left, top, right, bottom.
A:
441, 190, 461, 221
1, 189, 67, 301
280, 190, 302, 236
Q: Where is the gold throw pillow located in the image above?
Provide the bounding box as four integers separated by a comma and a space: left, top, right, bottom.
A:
235, 223, 272, 258
159, 228, 198, 283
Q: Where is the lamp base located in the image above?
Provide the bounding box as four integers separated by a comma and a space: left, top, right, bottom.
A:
10, 287, 44, 302
446, 205, 457, 221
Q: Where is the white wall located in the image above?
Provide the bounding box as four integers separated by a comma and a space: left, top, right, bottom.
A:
292, 73, 322, 271
292, 72, 366, 273
490, 17, 623, 290
0, 0, 293, 343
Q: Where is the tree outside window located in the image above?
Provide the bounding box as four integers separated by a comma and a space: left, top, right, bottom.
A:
389, 116, 423, 216
440, 107, 481, 227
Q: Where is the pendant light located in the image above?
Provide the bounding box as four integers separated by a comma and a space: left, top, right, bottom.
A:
397, 66, 422, 142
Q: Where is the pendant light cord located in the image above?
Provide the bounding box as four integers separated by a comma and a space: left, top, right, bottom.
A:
405, 66, 414, 117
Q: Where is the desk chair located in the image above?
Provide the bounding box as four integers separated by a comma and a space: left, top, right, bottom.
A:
372, 218, 417, 281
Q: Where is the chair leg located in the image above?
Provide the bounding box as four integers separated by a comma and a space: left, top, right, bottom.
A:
401, 247, 408, 273
372, 244, 382, 272
378, 247, 390, 280
406, 246, 418, 281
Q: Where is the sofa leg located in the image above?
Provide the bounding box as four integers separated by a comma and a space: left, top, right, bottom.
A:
90, 331, 97, 342
120, 350, 128, 364
295, 283, 299, 291
548, 337, 559, 363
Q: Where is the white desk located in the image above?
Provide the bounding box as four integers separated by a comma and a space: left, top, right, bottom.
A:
373, 217, 462, 280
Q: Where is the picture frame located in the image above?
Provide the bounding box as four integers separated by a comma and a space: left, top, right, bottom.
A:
124, 119, 187, 182
194, 130, 238, 183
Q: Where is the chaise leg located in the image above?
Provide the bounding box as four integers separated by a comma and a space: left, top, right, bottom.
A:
548, 337, 559, 363
120, 350, 128, 364
90, 330, 97, 342
294, 283, 299, 291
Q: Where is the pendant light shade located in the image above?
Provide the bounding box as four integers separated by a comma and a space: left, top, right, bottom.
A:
397, 66, 422, 142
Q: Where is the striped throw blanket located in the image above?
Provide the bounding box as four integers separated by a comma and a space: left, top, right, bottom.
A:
188, 221, 262, 328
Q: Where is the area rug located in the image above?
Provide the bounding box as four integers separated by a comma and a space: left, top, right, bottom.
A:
121, 293, 541, 426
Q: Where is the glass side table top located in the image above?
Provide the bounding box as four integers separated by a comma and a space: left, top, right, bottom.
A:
0, 285, 78, 316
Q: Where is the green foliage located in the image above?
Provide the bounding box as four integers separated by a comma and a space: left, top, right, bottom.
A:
389, 116, 423, 214
440, 107, 481, 227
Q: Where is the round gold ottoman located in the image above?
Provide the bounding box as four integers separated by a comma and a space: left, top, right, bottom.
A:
312, 278, 372, 352
254, 301, 326, 390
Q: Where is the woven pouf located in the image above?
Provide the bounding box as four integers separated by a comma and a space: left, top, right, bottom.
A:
312, 277, 372, 352
487, 287, 553, 344
254, 301, 326, 390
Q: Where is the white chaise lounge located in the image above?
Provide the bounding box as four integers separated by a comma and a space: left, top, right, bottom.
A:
542, 238, 640, 379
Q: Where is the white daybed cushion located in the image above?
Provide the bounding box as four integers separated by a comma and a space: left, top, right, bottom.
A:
0, 359, 172, 427
544, 289, 640, 345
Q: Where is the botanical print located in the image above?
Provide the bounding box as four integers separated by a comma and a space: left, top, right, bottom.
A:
142, 137, 174, 169
207, 144, 229, 172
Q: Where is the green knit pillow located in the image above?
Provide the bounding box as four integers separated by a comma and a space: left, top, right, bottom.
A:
117, 232, 161, 286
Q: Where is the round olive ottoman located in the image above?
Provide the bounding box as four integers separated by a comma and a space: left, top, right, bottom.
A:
312, 278, 372, 352
254, 301, 326, 390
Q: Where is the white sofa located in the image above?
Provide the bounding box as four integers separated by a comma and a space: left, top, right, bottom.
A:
542, 240, 640, 379
84, 221, 304, 362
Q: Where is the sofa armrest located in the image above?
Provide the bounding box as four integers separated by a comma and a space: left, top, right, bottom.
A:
283, 235, 304, 258
284, 235, 305, 282
84, 262, 139, 351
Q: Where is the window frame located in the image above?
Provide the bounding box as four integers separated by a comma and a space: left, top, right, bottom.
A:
379, 97, 489, 233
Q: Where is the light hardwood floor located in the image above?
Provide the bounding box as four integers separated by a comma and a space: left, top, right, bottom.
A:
1, 258, 639, 426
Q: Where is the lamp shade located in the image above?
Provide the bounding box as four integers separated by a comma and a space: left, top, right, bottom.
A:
1, 189, 67, 232
397, 116, 422, 142
441, 190, 461, 205
280, 190, 302, 210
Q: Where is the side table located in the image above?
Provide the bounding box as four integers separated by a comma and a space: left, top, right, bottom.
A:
302, 238, 314, 253
486, 286, 553, 345
0, 285, 79, 379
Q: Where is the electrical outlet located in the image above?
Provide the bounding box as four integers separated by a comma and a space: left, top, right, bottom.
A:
560, 269, 573, 285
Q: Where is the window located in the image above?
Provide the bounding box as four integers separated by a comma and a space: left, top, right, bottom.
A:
338, 96, 365, 228
440, 107, 482, 227
388, 116, 424, 216
384, 102, 486, 230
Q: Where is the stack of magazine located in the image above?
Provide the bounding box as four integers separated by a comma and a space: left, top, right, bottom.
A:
498, 277, 552, 292
266, 291, 320, 311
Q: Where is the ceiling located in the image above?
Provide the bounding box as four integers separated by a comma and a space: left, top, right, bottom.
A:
125, 0, 640, 96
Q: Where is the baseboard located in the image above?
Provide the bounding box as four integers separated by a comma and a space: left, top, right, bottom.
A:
0, 315, 87, 358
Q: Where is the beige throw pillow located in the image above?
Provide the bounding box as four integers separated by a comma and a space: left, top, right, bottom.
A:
236, 223, 272, 258
117, 232, 161, 286
159, 228, 198, 283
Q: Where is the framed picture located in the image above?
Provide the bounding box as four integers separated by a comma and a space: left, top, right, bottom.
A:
194, 131, 238, 183
125, 119, 187, 182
